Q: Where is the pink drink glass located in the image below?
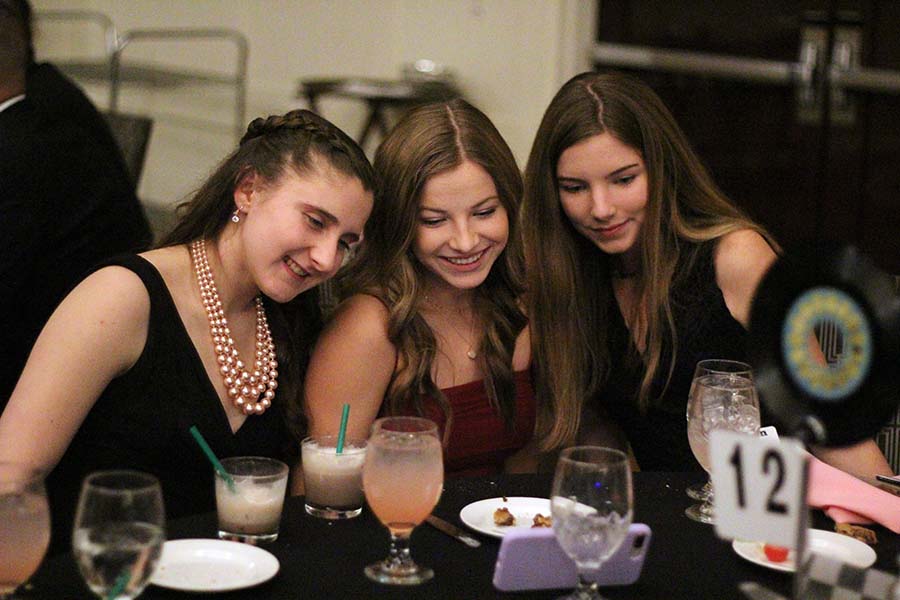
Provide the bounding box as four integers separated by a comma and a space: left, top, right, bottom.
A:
363, 417, 443, 585
0, 463, 50, 599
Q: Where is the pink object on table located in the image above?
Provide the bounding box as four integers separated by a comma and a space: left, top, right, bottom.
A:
807, 456, 900, 533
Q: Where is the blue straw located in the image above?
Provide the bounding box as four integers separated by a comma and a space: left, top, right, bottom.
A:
189, 425, 235, 492
336, 404, 350, 454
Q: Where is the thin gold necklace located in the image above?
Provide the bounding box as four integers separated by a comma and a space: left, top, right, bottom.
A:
423, 295, 478, 360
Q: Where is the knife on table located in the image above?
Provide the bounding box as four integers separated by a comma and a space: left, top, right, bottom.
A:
425, 514, 481, 548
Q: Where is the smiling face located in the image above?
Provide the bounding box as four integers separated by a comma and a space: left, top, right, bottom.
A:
412, 160, 509, 292
237, 163, 373, 303
556, 132, 648, 265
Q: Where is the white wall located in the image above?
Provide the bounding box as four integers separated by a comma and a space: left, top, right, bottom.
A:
31, 0, 596, 221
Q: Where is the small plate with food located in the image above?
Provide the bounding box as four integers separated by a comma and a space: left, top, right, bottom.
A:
732, 529, 877, 573
459, 496, 552, 538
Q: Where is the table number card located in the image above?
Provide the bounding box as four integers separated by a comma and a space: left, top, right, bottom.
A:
709, 430, 808, 546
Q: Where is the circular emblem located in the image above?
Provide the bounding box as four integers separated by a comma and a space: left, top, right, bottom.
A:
780, 286, 872, 401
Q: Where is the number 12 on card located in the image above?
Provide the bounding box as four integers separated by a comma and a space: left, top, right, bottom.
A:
709, 430, 808, 546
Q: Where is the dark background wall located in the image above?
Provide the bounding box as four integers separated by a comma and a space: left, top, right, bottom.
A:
595, 0, 900, 274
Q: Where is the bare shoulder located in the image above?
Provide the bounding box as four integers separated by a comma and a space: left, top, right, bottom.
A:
325, 293, 391, 340
305, 293, 396, 438
68, 265, 151, 319
714, 229, 778, 328
714, 229, 777, 277
29, 264, 151, 380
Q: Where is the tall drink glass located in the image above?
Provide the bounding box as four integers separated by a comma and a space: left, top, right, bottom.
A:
0, 463, 50, 599
363, 416, 443, 585
552, 447, 633, 600
685, 359, 755, 503
72, 470, 165, 600
685, 362, 760, 523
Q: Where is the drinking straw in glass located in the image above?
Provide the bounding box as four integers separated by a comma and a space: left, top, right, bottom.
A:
72, 470, 165, 599
189, 425, 235, 492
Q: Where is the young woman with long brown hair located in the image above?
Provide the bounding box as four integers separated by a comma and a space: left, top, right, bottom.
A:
521, 71, 891, 477
304, 99, 539, 477
0, 109, 376, 551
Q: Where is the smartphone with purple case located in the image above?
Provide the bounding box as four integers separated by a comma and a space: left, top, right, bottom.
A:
493, 523, 651, 592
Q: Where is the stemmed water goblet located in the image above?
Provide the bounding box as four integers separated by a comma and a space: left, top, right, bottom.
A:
362, 416, 444, 585
685, 360, 760, 523
685, 360, 755, 503
0, 462, 51, 599
72, 470, 166, 599
551, 446, 633, 600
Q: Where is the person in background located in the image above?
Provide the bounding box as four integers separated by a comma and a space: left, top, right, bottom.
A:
0, 108, 376, 553
0, 0, 153, 404
304, 99, 543, 478
520, 71, 893, 478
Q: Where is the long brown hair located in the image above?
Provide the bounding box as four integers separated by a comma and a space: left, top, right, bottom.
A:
338, 98, 526, 436
161, 109, 376, 444
522, 71, 776, 449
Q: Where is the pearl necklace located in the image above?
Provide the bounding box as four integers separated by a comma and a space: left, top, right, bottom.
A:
190, 240, 277, 415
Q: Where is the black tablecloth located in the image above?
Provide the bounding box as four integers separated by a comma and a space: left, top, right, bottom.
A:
25, 472, 900, 599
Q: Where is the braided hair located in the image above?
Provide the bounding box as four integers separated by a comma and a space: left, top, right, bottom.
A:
160, 108, 376, 451
162, 109, 375, 246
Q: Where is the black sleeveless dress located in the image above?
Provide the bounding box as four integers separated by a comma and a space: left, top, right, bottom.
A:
599, 241, 755, 471
46, 255, 294, 553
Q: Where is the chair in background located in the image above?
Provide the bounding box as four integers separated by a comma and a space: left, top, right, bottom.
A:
102, 111, 153, 189
102, 111, 177, 241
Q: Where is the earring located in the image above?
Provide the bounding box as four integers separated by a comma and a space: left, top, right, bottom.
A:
231, 209, 241, 223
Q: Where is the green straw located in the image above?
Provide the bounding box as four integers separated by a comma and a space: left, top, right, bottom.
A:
189, 425, 235, 492
335, 403, 350, 454
106, 570, 130, 599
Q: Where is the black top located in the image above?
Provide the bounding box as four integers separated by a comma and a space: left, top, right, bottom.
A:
600, 241, 752, 471
0, 63, 152, 404
46, 255, 293, 555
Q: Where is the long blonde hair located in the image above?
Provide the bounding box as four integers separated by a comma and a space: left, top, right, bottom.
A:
338, 99, 526, 435
521, 71, 776, 450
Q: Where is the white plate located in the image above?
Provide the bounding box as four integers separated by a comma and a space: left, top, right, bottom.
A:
732, 529, 877, 573
150, 538, 279, 592
459, 496, 551, 538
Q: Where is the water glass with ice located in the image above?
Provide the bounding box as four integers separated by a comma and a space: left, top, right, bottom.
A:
72, 470, 165, 600
685, 361, 760, 523
551, 446, 633, 600
685, 359, 756, 503
215, 456, 288, 543
301, 435, 366, 519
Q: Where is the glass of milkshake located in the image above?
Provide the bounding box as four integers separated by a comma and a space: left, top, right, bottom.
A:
215, 457, 288, 543
301, 436, 367, 519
